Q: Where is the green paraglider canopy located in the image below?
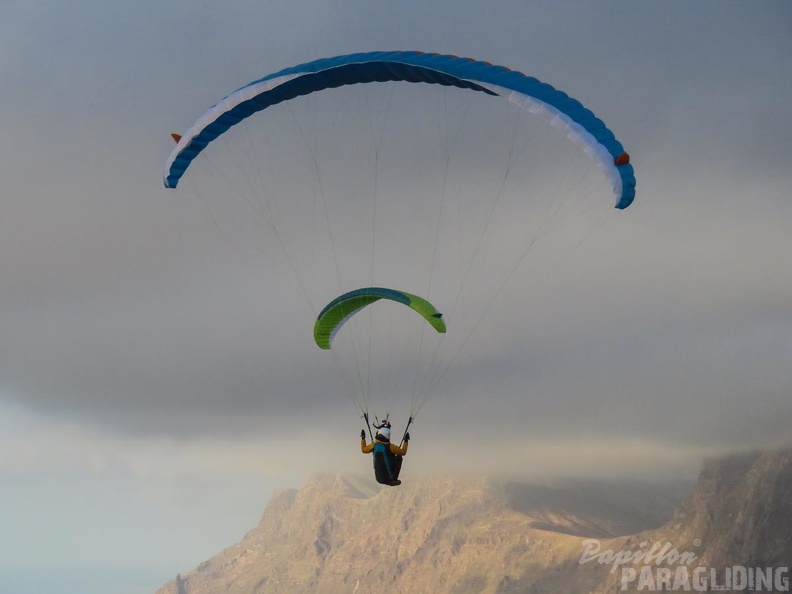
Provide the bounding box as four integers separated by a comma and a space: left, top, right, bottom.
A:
314, 287, 446, 350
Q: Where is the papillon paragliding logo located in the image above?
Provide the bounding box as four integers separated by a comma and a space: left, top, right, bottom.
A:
163, 51, 636, 435
580, 539, 790, 592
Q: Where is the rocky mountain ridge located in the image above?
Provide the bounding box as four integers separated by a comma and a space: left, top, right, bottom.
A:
156, 446, 792, 594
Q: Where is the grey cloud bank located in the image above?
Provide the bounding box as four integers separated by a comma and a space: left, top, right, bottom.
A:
2, 0, 790, 451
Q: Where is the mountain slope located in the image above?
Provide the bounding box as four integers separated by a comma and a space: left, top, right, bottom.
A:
155, 447, 791, 594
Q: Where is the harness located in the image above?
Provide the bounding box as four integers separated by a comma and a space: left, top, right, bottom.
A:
372, 442, 395, 477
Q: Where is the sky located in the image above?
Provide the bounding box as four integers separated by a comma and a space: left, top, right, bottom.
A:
2, 1, 791, 593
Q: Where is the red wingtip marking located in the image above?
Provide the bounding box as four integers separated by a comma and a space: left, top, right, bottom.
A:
171, 133, 182, 144
615, 152, 630, 166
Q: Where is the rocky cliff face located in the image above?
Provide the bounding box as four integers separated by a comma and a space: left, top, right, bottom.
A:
592, 447, 792, 593
155, 447, 791, 594
634, 448, 792, 568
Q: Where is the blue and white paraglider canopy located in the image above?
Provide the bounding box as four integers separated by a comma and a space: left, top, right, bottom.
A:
164, 51, 635, 208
